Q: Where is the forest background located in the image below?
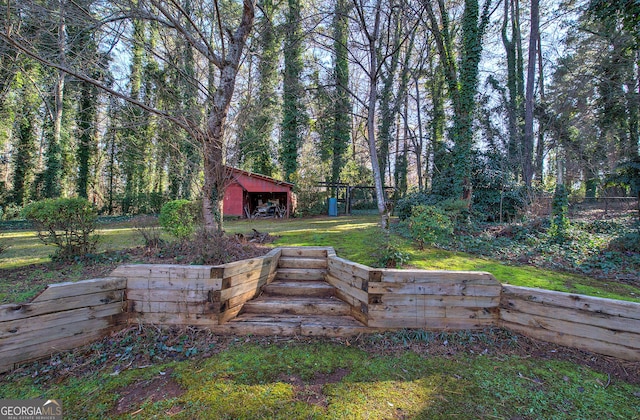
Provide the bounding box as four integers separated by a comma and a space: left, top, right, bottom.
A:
0, 0, 638, 229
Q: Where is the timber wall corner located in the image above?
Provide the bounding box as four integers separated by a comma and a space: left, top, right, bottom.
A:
1, 246, 638, 373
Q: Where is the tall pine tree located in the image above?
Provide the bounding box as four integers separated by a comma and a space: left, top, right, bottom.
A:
280, 0, 306, 182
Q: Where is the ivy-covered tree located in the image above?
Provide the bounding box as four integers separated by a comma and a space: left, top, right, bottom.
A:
76, 80, 98, 199
501, 0, 525, 180
11, 66, 40, 206
330, 0, 351, 185
425, 0, 494, 203
280, 0, 306, 182
239, 0, 279, 176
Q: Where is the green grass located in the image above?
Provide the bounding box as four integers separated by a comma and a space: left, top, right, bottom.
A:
2, 218, 639, 417
224, 215, 640, 302
2, 214, 640, 302
1, 341, 638, 418
0, 227, 147, 269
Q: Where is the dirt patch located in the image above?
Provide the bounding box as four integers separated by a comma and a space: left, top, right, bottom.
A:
111, 368, 185, 416
1, 235, 272, 304
138, 231, 273, 266
5, 328, 639, 388
353, 330, 640, 386
279, 368, 350, 407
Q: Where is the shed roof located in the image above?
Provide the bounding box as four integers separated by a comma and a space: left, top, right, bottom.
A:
229, 167, 294, 193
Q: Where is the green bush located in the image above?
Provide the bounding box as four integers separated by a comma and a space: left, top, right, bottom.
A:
375, 242, 410, 268
395, 191, 436, 221
1, 204, 22, 221
159, 200, 199, 240
549, 184, 570, 241
22, 197, 98, 259
289, 172, 328, 217
0, 226, 7, 256
406, 204, 454, 249
610, 224, 640, 252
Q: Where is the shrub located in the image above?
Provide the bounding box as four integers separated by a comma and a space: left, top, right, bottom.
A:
375, 243, 409, 268
549, 184, 570, 241
439, 198, 472, 229
159, 200, 200, 240
0, 227, 7, 256
289, 172, 328, 217
132, 214, 164, 249
1, 204, 22, 221
609, 224, 640, 252
395, 190, 436, 221
22, 197, 98, 259
373, 233, 410, 268
406, 204, 454, 249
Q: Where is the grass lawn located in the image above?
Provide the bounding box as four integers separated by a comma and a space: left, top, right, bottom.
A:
2, 215, 640, 302
1, 216, 640, 418
224, 215, 640, 302
1, 334, 638, 419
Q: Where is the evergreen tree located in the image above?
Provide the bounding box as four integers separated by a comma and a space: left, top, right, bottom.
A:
11, 66, 40, 206
280, 0, 306, 182
331, 0, 351, 184
239, 0, 279, 176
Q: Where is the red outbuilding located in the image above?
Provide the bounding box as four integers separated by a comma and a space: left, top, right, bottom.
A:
223, 167, 294, 218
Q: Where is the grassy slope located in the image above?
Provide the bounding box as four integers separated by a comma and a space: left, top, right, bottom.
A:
225, 216, 640, 302
2, 215, 640, 302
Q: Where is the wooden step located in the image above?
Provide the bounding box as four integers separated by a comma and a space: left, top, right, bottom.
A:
242, 297, 350, 316
278, 257, 327, 269
275, 268, 326, 281
280, 247, 329, 259
262, 280, 335, 297
300, 315, 371, 337
215, 314, 369, 337
214, 317, 301, 336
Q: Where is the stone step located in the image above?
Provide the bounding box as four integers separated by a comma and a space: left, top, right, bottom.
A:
275, 268, 326, 281
262, 280, 335, 298
216, 314, 368, 337
242, 297, 350, 316
278, 257, 327, 270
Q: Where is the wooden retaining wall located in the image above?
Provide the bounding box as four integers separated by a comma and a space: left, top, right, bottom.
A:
325, 252, 640, 360
111, 248, 281, 326
368, 270, 502, 330
2, 247, 639, 371
500, 285, 640, 361
326, 254, 502, 330
217, 248, 281, 323
111, 264, 222, 326
0, 277, 126, 373
326, 249, 374, 325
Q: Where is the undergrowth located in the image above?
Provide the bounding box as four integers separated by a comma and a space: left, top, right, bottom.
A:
1, 327, 638, 419
433, 216, 640, 284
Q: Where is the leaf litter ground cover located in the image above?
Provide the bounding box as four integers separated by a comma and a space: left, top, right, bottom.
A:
0, 326, 638, 418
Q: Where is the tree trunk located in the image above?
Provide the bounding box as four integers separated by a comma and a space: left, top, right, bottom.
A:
361, 0, 389, 229
202, 0, 255, 232
43, 0, 67, 198
413, 75, 424, 191
523, 0, 539, 189
534, 32, 545, 183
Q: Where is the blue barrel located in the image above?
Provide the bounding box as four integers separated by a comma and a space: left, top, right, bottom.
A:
328, 197, 338, 216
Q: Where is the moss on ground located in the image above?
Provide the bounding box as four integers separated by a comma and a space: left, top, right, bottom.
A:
1, 341, 638, 419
